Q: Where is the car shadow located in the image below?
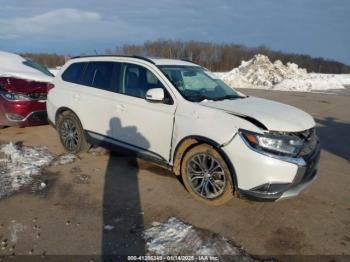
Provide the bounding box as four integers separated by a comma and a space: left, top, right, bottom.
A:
100, 117, 149, 259
316, 117, 350, 161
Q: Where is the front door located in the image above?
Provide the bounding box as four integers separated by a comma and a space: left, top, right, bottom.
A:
111, 63, 176, 162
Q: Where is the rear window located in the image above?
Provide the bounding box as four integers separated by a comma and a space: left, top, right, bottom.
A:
81, 62, 118, 92
23, 60, 54, 77
62, 62, 86, 84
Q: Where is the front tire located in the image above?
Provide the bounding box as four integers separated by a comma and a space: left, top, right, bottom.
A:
57, 111, 90, 154
181, 144, 234, 206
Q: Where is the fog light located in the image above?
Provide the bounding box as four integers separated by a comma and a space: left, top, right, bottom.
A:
5, 113, 25, 121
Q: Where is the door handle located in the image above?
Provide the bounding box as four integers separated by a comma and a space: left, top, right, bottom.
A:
73, 94, 80, 101
114, 104, 126, 112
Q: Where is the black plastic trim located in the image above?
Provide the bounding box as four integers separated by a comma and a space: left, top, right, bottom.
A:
71, 55, 156, 65
85, 130, 169, 168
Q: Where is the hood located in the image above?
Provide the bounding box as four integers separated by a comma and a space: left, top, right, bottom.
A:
200, 97, 315, 132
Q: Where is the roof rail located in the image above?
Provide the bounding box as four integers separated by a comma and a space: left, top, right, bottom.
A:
70, 55, 155, 64
180, 58, 193, 62
132, 55, 155, 64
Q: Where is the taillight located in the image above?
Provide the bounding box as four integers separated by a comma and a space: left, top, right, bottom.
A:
47, 83, 55, 91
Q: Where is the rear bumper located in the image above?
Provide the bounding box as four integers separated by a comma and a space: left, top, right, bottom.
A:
0, 97, 48, 127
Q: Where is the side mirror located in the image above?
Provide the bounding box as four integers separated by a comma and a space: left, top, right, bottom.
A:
145, 88, 164, 102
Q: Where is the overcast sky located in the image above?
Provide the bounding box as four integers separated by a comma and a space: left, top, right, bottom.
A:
0, 0, 349, 64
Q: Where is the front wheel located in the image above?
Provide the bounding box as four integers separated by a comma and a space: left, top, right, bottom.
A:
57, 111, 90, 154
181, 144, 234, 206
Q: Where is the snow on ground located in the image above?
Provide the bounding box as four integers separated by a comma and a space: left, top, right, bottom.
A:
0, 51, 53, 82
0, 142, 76, 198
216, 54, 350, 92
144, 217, 257, 261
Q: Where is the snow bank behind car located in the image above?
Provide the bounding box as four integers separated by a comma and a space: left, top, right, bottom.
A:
217, 54, 349, 92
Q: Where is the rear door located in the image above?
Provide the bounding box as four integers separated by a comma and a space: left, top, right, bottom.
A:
70, 61, 122, 137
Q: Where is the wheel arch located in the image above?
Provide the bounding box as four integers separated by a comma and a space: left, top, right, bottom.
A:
55, 107, 81, 126
172, 135, 238, 191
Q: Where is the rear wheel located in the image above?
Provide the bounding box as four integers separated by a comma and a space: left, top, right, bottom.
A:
181, 144, 234, 206
57, 111, 90, 154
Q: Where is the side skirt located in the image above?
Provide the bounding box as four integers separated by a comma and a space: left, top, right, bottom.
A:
85, 130, 172, 169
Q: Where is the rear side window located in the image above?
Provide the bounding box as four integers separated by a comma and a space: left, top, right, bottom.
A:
82, 62, 118, 92
62, 62, 86, 84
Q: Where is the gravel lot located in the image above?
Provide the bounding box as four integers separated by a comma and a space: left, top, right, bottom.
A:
0, 88, 349, 259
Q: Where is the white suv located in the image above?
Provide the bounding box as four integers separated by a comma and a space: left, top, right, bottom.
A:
47, 56, 320, 205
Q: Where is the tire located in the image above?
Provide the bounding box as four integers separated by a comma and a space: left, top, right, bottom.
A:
57, 111, 90, 154
181, 144, 234, 206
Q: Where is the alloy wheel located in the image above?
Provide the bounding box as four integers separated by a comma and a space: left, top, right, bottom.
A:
186, 153, 226, 199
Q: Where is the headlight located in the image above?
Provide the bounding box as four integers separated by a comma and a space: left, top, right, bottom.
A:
0, 92, 32, 101
240, 130, 304, 157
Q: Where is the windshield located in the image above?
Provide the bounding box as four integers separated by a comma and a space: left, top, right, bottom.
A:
23, 60, 54, 77
159, 66, 242, 102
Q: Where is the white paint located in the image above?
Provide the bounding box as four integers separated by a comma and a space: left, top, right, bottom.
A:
48, 56, 318, 199
200, 96, 315, 132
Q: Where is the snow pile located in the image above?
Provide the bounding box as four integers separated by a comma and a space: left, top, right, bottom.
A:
0, 51, 53, 82
51, 154, 77, 166
218, 54, 347, 92
144, 217, 256, 261
0, 142, 76, 198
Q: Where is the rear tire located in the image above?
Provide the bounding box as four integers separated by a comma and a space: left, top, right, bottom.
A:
57, 111, 90, 154
181, 144, 234, 206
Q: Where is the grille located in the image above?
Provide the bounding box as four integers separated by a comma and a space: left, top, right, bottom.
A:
297, 128, 318, 158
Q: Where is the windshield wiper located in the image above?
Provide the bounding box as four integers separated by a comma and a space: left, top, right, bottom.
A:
213, 95, 242, 101
188, 95, 213, 102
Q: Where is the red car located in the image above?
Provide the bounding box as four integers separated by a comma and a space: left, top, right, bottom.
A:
0, 51, 54, 128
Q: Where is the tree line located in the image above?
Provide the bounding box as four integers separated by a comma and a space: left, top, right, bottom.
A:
22, 40, 350, 73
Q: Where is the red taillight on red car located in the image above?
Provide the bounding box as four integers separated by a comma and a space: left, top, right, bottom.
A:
47, 83, 55, 91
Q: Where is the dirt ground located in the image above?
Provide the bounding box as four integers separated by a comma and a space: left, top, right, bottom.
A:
0, 88, 349, 259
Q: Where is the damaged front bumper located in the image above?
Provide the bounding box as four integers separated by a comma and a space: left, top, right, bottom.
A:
238, 143, 321, 201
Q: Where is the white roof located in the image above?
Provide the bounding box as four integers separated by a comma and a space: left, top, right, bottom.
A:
71, 55, 200, 67
0, 51, 53, 82
150, 58, 198, 66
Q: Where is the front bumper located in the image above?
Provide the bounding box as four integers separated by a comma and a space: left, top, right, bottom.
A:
222, 133, 321, 201
239, 144, 320, 201
0, 97, 48, 127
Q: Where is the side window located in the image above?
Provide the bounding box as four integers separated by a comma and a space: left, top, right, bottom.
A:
122, 64, 166, 99
81, 62, 118, 92
61, 62, 86, 84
